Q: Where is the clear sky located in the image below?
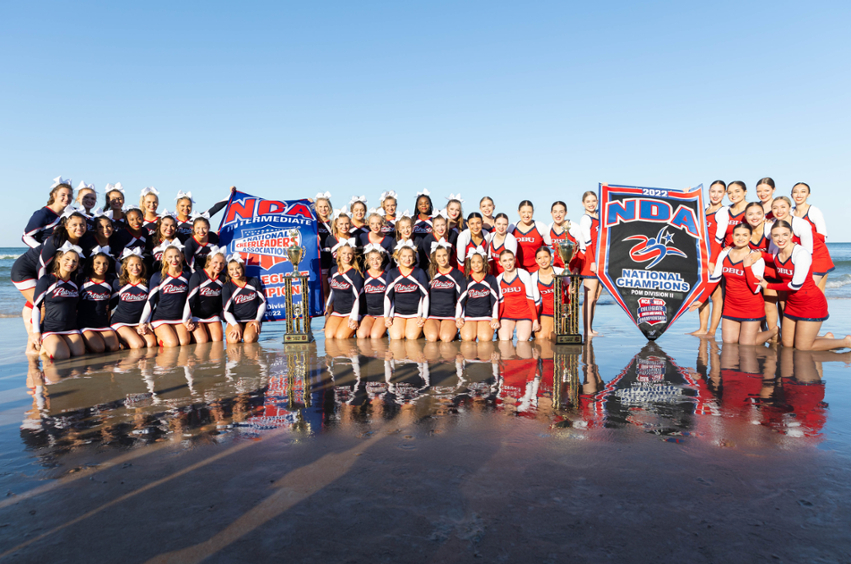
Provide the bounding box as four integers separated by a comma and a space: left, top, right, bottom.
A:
3, 1, 850, 245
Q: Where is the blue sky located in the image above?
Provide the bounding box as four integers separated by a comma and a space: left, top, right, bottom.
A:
3, 1, 850, 245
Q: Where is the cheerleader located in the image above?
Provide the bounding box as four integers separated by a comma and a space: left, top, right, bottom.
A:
792, 182, 834, 291
758, 220, 850, 351
75, 182, 98, 216
91, 214, 121, 262
412, 190, 434, 237
756, 177, 776, 220
486, 213, 517, 275
688, 223, 776, 346
324, 240, 363, 339
222, 253, 266, 344
30, 243, 85, 360
314, 191, 334, 297
714, 180, 748, 249
479, 196, 496, 231
139, 187, 161, 235
141, 242, 194, 347
110, 248, 157, 349
744, 202, 780, 334
35, 207, 95, 280
182, 214, 218, 272
356, 244, 391, 339
184, 246, 227, 343
112, 206, 153, 264
384, 241, 429, 340
392, 212, 419, 267
348, 196, 369, 241
150, 214, 180, 273
548, 201, 583, 272
458, 247, 501, 342
496, 249, 540, 341
768, 197, 814, 255
77, 247, 120, 353
327, 207, 353, 261
424, 242, 465, 343
417, 211, 457, 269
174, 188, 231, 242
22, 177, 73, 248
379, 191, 398, 235
455, 213, 487, 272
358, 209, 395, 257
531, 247, 564, 341
102, 183, 126, 227
446, 196, 465, 234
509, 200, 548, 273
578, 191, 602, 337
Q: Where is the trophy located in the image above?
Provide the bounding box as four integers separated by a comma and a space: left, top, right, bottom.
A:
554, 239, 582, 344
283, 229, 314, 343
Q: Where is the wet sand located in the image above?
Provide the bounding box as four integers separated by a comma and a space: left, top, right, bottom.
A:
1, 302, 850, 563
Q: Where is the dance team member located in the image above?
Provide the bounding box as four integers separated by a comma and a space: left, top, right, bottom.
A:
23, 177, 73, 248
759, 221, 849, 350
222, 253, 266, 344
141, 242, 194, 347
791, 182, 834, 291
578, 191, 601, 337
689, 223, 776, 346
139, 187, 161, 235
412, 190, 434, 236
743, 201, 780, 334
756, 177, 776, 220
767, 197, 813, 256
455, 212, 486, 273
458, 247, 501, 342
509, 200, 547, 273
110, 248, 156, 349
486, 213, 517, 275
379, 191, 398, 234
348, 196, 369, 240
423, 242, 465, 343
30, 243, 85, 360
324, 240, 363, 340
479, 196, 496, 231
714, 180, 748, 249
531, 247, 563, 341
314, 192, 334, 297
496, 249, 540, 342
384, 241, 429, 340
548, 201, 583, 271
77, 246, 120, 353
184, 246, 227, 343
356, 244, 391, 339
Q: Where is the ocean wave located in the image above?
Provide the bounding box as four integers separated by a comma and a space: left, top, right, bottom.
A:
0, 254, 21, 260
826, 274, 851, 290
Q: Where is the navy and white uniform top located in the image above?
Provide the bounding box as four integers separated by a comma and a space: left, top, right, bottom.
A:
182, 237, 215, 272
77, 277, 115, 331
358, 232, 395, 255
361, 270, 390, 317
317, 220, 334, 270
427, 267, 466, 319
384, 267, 430, 318
22, 207, 62, 249
37, 233, 98, 279
458, 273, 501, 321
327, 266, 364, 321
222, 277, 267, 324
175, 199, 228, 242
112, 228, 153, 259
183, 270, 225, 322
109, 278, 150, 328
141, 269, 191, 326
32, 275, 80, 336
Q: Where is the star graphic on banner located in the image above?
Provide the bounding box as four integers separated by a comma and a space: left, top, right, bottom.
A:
661, 233, 674, 245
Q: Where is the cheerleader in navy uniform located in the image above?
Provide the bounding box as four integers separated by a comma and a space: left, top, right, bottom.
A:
91, 214, 122, 265
222, 253, 266, 343
182, 214, 220, 272
392, 212, 419, 268
327, 207, 352, 262
412, 190, 434, 237
102, 183, 127, 228
111, 248, 157, 349
758, 220, 850, 351
379, 191, 398, 235
184, 246, 226, 343
36, 207, 96, 279
509, 200, 548, 273
458, 247, 501, 342
75, 182, 98, 218
424, 241, 465, 343
30, 243, 85, 360
578, 191, 602, 337
139, 187, 161, 236
417, 211, 457, 270
22, 177, 73, 248
348, 196, 369, 241
140, 242, 194, 347
356, 244, 391, 339
150, 214, 180, 273
112, 206, 154, 270
324, 239, 364, 340
531, 247, 564, 341
384, 241, 429, 340
78, 247, 120, 353
174, 188, 232, 242
455, 213, 486, 273
313, 192, 335, 298
792, 182, 835, 292
688, 223, 776, 346
496, 249, 540, 342
359, 209, 395, 258
692, 180, 727, 338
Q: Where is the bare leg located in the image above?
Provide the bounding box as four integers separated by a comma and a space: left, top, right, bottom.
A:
117, 326, 146, 349
387, 317, 406, 340
815, 274, 827, 293
205, 322, 223, 342
423, 319, 440, 342
334, 319, 356, 339
498, 319, 517, 341
102, 330, 120, 352
40, 335, 70, 360
477, 321, 495, 342
707, 286, 723, 337
720, 318, 740, 344
324, 316, 343, 340
691, 300, 711, 335
357, 316, 375, 339
737, 320, 778, 346
243, 323, 260, 343
460, 320, 478, 342
514, 320, 533, 342
404, 318, 423, 340
192, 324, 210, 344
155, 324, 181, 348
535, 316, 554, 341
791, 319, 851, 351
438, 319, 457, 342
82, 331, 106, 354
370, 317, 387, 339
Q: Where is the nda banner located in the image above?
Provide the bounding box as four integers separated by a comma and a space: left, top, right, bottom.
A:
596, 184, 709, 340
217, 191, 323, 320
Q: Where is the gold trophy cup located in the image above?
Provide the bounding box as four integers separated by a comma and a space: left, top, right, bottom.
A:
283, 229, 314, 343
554, 239, 582, 344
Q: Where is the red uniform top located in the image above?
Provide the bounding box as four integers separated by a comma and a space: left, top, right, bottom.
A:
797, 205, 835, 275
511, 222, 547, 273
705, 206, 722, 262
497, 270, 539, 321
548, 222, 584, 271
703, 249, 765, 321
531, 268, 564, 317
763, 246, 828, 321
715, 207, 746, 248
486, 232, 517, 276
578, 214, 599, 278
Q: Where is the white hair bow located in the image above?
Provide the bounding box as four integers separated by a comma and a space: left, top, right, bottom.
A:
159, 208, 176, 219
207, 245, 226, 258
363, 242, 386, 254
332, 206, 350, 220
175, 191, 194, 203
57, 241, 84, 255
417, 189, 431, 197
61, 203, 89, 219
395, 239, 417, 252
349, 195, 367, 205
226, 252, 245, 264
398, 209, 413, 219
466, 245, 487, 259
379, 191, 397, 203
106, 182, 125, 194
89, 245, 111, 257
140, 186, 160, 198
446, 193, 464, 203
368, 207, 385, 217
51, 176, 72, 188
124, 204, 142, 214
434, 208, 449, 220
163, 240, 184, 252
120, 247, 144, 260
314, 191, 332, 201
76, 181, 96, 193
191, 211, 210, 221
92, 208, 108, 219
332, 238, 357, 253
430, 241, 453, 254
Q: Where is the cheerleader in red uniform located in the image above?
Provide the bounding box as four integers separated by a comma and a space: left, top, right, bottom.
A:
758, 220, 850, 351
455, 213, 487, 273
324, 240, 363, 340
743, 202, 780, 334
531, 247, 564, 341
688, 223, 776, 346
486, 213, 517, 275
22, 177, 73, 248
423, 242, 465, 343
379, 191, 398, 235
548, 201, 583, 272
578, 191, 602, 337
479, 196, 496, 231
509, 200, 548, 273
692, 180, 727, 337
714, 180, 748, 250
356, 244, 391, 339
139, 187, 161, 236
30, 243, 85, 360
496, 249, 540, 341
768, 196, 814, 256
792, 182, 834, 292
756, 177, 776, 220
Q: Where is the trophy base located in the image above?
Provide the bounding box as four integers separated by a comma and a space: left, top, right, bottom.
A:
555, 334, 583, 345
284, 333, 315, 343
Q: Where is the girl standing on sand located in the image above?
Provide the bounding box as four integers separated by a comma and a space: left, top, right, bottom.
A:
356, 244, 391, 339
578, 191, 602, 337
324, 240, 363, 340
548, 201, 583, 272
458, 247, 501, 342
23, 177, 73, 248
792, 182, 835, 292
222, 253, 266, 344
496, 249, 540, 342
110, 248, 157, 349
314, 192, 334, 298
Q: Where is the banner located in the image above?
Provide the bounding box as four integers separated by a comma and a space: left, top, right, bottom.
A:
217, 191, 323, 320
596, 183, 708, 340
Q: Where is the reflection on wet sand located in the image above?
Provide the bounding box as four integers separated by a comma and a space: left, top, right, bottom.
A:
19, 337, 851, 467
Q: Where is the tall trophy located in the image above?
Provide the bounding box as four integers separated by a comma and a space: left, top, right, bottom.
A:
554, 239, 582, 344
283, 229, 314, 343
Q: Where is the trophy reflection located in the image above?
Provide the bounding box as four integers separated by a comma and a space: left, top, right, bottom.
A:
554, 240, 582, 344
284, 229, 314, 343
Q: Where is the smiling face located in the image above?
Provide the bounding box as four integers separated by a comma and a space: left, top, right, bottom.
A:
470, 253, 485, 274
398, 248, 415, 268
143, 194, 159, 215
65, 215, 87, 240
583, 193, 598, 214
125, 256, 143, 280
382, 198, 397, 217
177, 198, 193, 218
746, 205, 764, 228
727, 184, 745, 205
416, 196, 430, 215
708, 183, 726, 205
96, 217, 114, 239
351, 202, 366, 221
434, 248, 449, 269
59, 251, 79, 276
467, 217, 483, 235
551, 204, 566, 224
160, 217, 177, 239
228, 261, 244, 281
397, 218, 413, 239
732, 225, 750, 249
791, 184, 809, 206
338, 245, 354, 266
126, 210, 144, 230
495, 216, 508, 235
480, 198, 494, 217
334, 216, 351, 236
92, 255, 110, 277
771, 199, 790, 220
367, 251, 384, 271
208, 254, 225, 276
107, 190, 124, 211
756, 183, 775, 204
78, 189, 97, 211
446, 201, 461, 220
164, 248, 183, 270
535, 249, 552, 270
193, 219, 210, 240
499, 252, 516, 272
51, 186, 73, 209
315, 198, 331, 221
432, 216, 447, 237
770, 225, 792, 249
368, 215, 384, 234
518, 204, 534, 224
